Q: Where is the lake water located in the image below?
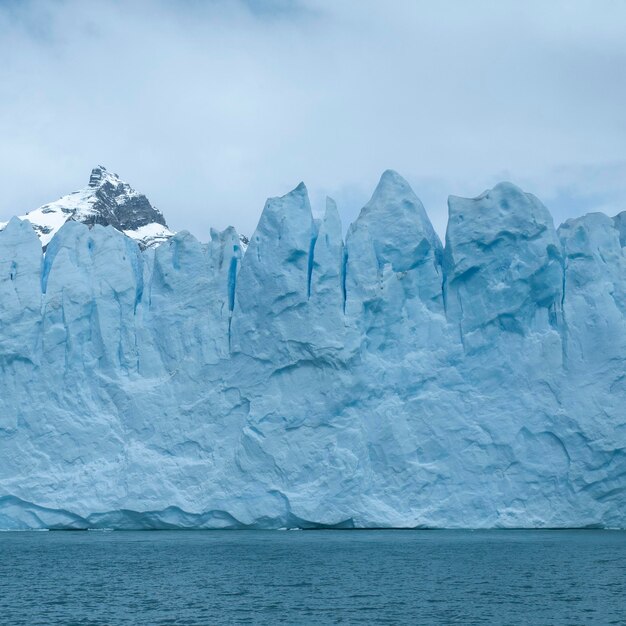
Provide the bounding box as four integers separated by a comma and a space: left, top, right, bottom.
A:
1, 530, 625, 624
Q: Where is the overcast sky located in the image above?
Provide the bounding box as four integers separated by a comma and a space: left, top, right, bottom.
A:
1, 0, 625, 239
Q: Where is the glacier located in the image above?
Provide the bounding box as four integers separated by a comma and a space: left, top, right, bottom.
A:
0, 169, 625, 530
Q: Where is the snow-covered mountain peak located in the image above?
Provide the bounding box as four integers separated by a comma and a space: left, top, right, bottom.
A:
88, 164, 124, 188
0, 165, 251, 252
1, 166, 174, 249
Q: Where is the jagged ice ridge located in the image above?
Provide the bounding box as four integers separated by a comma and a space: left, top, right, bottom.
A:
0, 170, 625, 529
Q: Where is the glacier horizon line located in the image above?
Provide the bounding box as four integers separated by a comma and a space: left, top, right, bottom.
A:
2, 166, 624, 255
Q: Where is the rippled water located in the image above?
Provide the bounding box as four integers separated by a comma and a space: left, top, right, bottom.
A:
1, 530, 625, 624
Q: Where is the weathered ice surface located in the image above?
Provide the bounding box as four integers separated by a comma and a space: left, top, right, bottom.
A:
0, 171, 624, 529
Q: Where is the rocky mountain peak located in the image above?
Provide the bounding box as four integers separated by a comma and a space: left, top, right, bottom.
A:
1, 166, 174, 249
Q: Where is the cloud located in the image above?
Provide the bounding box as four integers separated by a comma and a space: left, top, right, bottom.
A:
1, 0, 625, 239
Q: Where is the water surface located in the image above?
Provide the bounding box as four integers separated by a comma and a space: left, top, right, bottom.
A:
1, 530, 625, 624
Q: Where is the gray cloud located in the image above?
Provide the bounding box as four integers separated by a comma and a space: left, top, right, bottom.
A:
1, 0, 625, 239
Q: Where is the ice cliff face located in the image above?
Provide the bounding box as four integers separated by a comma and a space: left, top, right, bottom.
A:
0, 171, 625, 529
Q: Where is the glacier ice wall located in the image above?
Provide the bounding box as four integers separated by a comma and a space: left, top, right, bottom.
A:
0, 172, 625, 529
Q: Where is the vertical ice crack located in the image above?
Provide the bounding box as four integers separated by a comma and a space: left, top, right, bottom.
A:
341, 247, 348, 314
306, 229, 318, 300
560, 255, 569, 365
227, 253, 238, 351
